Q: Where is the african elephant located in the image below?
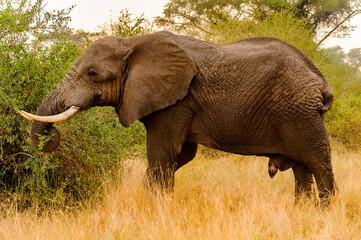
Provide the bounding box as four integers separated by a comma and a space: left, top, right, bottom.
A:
20, 31, 336, 205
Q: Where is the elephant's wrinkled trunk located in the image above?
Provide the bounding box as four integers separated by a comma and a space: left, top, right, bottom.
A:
30, 89, 64, 152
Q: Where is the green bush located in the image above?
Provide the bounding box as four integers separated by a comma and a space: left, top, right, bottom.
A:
0, 41, 81, 207
320, 56, 361, 147
0, 1, 147, 209
0, 40, 149, 208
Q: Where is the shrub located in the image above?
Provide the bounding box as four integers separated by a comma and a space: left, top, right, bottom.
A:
320, 56, 361, 147
0, 1, 147, 209
0, 41, 82, 207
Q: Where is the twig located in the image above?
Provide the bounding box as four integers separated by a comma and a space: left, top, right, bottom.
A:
317, 9, 361, 46
0, 139, 3, 160
9, 152, 34, 159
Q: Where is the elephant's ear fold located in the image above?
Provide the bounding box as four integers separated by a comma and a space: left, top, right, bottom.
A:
117, 32, 197, 127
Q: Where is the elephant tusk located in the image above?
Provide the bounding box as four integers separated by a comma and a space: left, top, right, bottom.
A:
18, 106, 81, 123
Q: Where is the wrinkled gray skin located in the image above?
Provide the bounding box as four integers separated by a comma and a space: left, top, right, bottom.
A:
31, 31, 336, 205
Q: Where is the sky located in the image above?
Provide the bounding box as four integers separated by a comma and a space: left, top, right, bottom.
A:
45, 0, 361, 52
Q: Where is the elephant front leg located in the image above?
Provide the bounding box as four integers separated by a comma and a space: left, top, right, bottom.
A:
143, 134, 178, 193
144, 161, 176, 193
144, 141, 197, 192
175, 141, 198, 171
142, 111, 193, 193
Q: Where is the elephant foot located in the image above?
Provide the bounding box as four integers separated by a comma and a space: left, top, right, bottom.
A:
143, 167, 175, 195
313, 170, 337, 208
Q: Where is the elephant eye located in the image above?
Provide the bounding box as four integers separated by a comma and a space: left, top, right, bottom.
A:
88, 69, 97, 77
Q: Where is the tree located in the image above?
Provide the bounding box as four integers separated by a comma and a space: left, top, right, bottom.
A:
347, 48, 361, 68
324, 47, 361, 68
0, 0, 74, 45
156, 0, 361, 42
324, 46, 347, 63
99, 9, 152, 37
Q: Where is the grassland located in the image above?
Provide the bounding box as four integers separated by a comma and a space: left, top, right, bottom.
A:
0, 146, 360, 240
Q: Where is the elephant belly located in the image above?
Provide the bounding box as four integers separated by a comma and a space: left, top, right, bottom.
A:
186, 111, 283, 156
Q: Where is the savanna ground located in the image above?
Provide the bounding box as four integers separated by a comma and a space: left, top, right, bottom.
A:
1, 146, 360, 240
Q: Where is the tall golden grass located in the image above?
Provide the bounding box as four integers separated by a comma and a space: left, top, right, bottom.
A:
0, 147, 360, 239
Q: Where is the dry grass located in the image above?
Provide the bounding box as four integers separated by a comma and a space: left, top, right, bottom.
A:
0, 148, 360, 240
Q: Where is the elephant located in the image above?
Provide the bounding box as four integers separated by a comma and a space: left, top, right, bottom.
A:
19, 31, 336, 205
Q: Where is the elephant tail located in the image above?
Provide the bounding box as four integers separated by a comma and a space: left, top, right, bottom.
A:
320, 85, 334, 113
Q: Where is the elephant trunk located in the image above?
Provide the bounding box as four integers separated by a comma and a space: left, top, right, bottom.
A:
23, 73, 99, 152
30, 88, 66, 152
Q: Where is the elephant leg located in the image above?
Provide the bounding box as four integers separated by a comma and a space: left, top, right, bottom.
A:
312, 168, 336, 207
144, 134, 181, 192
283, 118, 336, 206
175, 141, 198, 171
141, 105, 193, 193
292, 163, 314, 204
144, 160, 176, 193
268, 155, 315, 204
305, 141, 336, 206
144, 141, 197, 192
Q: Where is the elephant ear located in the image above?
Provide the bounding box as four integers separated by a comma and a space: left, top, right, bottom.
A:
117, 32, 197, 127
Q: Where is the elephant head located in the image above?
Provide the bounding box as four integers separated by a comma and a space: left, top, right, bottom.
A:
20, 32, 197, 152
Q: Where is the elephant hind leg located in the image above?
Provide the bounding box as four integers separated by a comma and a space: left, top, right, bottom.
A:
292, 163, 314, 204
291, 152, 335, 206
282, 118, 336, 206
312, 168, 337, 207
298, 138, 336, 206
267, 155, 317, 204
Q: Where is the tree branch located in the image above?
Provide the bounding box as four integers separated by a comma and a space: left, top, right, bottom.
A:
317, 9, 361, 46
9, 152, 34, 159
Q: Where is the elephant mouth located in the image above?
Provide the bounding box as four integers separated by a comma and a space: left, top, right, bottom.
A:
19, 106, 81, 123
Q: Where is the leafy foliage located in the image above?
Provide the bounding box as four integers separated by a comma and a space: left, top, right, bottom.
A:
0, 1, 146, 209
156, 0, 361, 41
0, 0, 80, 165
347, 48, 361, 68
321, 49, 361, 146
0, 41, 82, 207
99, 9, 153, 37
0, 0, 74, 44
